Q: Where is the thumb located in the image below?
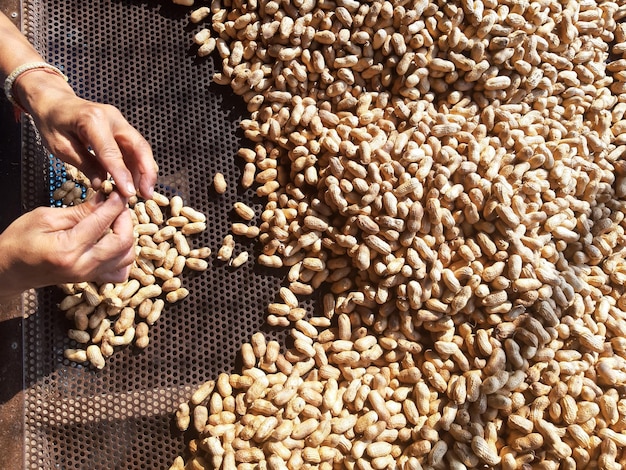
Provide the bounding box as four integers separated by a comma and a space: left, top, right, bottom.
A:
64, 192, 129, 246
58, 191, 104, 226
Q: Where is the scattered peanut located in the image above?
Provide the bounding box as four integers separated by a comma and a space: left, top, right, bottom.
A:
230, 251, 249, 268
86, 344, 105, 370
217, 235, 235, 261
213, 173, 227, 194
233, 202, 255, 221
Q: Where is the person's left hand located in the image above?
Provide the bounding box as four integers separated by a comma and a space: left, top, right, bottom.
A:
16, 72, 158, 199
0, 190, 136, 302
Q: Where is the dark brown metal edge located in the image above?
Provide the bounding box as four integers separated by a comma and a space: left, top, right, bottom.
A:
0, 0, 20, 26
0, 1, 26, 469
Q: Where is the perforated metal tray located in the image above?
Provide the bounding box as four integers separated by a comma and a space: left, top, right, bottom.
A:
21, 1, 303, 468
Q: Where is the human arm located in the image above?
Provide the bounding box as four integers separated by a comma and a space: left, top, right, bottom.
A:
0, 11, 157, 198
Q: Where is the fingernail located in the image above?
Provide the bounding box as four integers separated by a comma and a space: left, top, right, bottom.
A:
125, 182, 136, 196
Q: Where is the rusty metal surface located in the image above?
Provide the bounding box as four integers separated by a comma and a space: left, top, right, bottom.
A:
0, 1, 25, 468
0, 295, 24, 470
0, 0, 20, 26
17, 1, 300, 468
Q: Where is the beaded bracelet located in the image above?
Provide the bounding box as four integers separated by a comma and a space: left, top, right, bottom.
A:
3, 62, 68, 111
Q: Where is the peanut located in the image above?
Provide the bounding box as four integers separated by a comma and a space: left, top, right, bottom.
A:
217, 235, 235, 261
230, 251, 249, 268
233, 202, 255, 221
214, 173, 227, 194
169, 0, 626, 469
86, 344, 105, 370
57, 189, 207, 368
166, 288, 190, 303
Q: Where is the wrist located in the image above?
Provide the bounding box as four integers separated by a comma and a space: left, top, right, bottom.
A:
9, 65, 74, 115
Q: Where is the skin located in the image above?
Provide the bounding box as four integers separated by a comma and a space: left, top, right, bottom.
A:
0, 12, 158, 300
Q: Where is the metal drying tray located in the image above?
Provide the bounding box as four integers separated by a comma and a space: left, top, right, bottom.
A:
20, 1, 306, 468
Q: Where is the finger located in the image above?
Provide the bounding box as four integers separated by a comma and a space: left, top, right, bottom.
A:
46, 191, 106, 232
90, 230, 135, 282
75, 108, 137, 197
40, 132, 107, 187
69, 191, 129, 247
114, 125, 157, 199
93, 208, 135, 261
67, 139, 108, 188
94, 236, 135, 272
110, 206, 134, 241
97, 264, 132, 284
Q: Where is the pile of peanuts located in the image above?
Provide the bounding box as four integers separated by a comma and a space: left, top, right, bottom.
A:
51, 163, 95, 207
57, 184, 209, 369
167, 0, 626, 468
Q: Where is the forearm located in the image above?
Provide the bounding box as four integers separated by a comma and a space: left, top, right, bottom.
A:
0, 12, 43, 79
0, 11, 75, 114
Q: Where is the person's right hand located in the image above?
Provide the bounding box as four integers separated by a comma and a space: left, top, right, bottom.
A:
0, 191, 135, 301
15, 72, 158, 200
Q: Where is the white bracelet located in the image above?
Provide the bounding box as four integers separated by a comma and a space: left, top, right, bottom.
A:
3, 62, 68, 110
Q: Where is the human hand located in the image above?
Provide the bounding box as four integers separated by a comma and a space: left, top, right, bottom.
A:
15, 72, 158, 199
0, 191, 135, 301
0, 12, 156, 197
